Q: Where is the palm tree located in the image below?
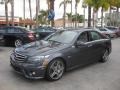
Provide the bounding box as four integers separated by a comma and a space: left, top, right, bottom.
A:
66, 13, 72, 26
49, 0, 55, 27
28, 0, 32, 20
75, 0, 81, 28
5, 0, 9, 26
114, 0, 120, 26
88, 6, 92, 27
107, 0, 116, 26
11, 0, 14, 26
100, 0, 109, 27
82, 3, 87, 27
71, 0, 73, 27
59, 0, 72, 27
0, 0, 9, 26
36, 0, 40, 28
23, 0, 25, 26
84, 0, 103, 27
38, 10, 48, 25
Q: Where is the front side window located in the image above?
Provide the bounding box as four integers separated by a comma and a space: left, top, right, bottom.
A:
77, 32, 89, 43
7, 28, 15, 33
90, 31, 102, 41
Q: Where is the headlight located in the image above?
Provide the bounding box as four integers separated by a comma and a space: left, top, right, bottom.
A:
27, 55, 50, 66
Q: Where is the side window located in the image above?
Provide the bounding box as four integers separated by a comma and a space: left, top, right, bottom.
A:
100, 29, 107, 31
90, 31, 102, 41
0, 28, 5, 33
7, 28, 23, 33
14, 28, 23, 33
77, 32, 89, 43
7, 28, 15, 33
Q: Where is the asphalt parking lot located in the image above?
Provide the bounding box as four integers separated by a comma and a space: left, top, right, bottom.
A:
0, 38, 120, 90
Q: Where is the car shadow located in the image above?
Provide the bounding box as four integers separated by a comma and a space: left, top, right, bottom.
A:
10, 61, 100, 83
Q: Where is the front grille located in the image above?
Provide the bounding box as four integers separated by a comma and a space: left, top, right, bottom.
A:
14, 51, 27, 63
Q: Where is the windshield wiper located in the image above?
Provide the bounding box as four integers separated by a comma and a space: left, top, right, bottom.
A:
48, 40, 62, 44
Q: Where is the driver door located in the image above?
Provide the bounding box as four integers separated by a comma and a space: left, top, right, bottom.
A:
68, 31, 93, 67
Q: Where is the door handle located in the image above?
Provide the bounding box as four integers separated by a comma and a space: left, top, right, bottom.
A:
88, 44, 93, 47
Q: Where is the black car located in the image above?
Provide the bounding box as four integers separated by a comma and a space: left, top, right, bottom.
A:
10, 29, 112, 81
0, 26, 37, 47
34, 26, 56, 40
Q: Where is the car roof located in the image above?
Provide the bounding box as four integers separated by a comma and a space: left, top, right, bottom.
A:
1, 26, 28, 29
60, 28, 96, 33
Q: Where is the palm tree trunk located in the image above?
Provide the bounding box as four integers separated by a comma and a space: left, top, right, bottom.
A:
92, 9, 95, 27
36, 0, 39, 28
88, 6, 91, 27
116, 7, 119, 26
23, 0, 25, 27
83, 7, 85, 27
109, 6, 112, 26
29, 0, 32, 20
75, 2, 77, 28
5, 2, 9, 26
11, 0, 14, 26
101, 7, 104, 27
63, 0, 66, 28
71, 0, 72, 27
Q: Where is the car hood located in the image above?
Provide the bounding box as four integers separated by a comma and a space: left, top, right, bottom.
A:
15, 40, 68, 56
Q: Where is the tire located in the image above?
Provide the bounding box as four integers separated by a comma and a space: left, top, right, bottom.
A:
106, 34, 111, 39
100, 50, 109, 63
45, 59, 65, 81
14, 39, 23, 47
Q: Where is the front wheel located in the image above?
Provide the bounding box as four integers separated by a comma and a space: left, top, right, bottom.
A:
45, 59, 65, 81
100, 50, 109, 63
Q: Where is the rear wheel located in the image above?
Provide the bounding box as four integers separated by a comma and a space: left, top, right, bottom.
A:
14, 39, 23, 47
45, 59, 65, 81
100, 50, 109, 63
106, 34, 111, 39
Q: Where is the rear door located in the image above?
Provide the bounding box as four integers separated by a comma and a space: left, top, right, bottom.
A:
6, 27, 24, 43
88, 31, 105, 61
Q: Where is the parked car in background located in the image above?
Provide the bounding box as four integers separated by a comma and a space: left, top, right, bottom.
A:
105, 26, 120, 37
95, 27, 116, 38
10, 29, 111, 81
34, 26, 57, 40
0, 26, 37, 47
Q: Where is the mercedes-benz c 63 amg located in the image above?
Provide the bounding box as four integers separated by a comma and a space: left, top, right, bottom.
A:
10, 29, 112, 81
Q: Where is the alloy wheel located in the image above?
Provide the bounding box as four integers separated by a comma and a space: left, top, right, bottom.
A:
48, 60, 65, 80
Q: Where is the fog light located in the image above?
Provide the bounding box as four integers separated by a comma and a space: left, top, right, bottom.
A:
32, 72, 36, 75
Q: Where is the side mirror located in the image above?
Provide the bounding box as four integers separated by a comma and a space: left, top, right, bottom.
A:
75, 41, 86, 46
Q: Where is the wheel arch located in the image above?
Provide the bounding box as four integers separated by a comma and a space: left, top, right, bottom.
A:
48, 57, 67, 72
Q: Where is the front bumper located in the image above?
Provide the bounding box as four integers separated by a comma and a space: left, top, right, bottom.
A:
10, 55, 46, 79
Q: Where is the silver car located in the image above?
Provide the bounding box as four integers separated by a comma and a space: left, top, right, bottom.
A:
95, 28, 116, 38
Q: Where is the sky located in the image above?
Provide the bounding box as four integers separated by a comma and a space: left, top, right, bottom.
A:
0, 0, 104, 20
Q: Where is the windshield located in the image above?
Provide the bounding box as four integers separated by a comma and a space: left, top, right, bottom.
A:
45, 31, 78, 44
